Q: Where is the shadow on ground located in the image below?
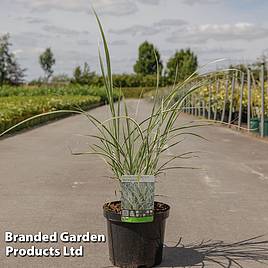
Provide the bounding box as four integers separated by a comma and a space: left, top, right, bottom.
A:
159, 235, 268, 267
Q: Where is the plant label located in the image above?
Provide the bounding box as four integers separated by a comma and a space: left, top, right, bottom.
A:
120, 175, 155, 223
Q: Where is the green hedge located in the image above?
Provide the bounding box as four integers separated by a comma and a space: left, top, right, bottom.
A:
0, 85, 117, 102
69, 74, 167, 88
0, 95, 101, 133
0, 84, 157, 100
0, 84, 164, 135
112, 74, 166, 88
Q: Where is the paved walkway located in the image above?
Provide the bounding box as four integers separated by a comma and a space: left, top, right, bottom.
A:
0, 100, 268, 268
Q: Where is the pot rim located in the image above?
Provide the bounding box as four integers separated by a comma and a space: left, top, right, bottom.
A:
103, 201, 170, 223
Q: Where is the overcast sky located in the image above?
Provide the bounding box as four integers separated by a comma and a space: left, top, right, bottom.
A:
1, 0, 268, 80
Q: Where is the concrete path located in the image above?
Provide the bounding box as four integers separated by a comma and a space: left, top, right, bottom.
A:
0, 99, 268, 268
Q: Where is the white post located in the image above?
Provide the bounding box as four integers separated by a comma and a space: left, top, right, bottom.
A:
261, 63, 265, 137
247, 68, 251, 131
221, 77, 229, 122
228, 74, 236, 126
238, 72, 245, 128
208, 82, 212, 120
214, 79, 220, 121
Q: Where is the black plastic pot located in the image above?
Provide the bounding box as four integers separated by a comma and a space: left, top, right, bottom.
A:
103, 201, 170, 268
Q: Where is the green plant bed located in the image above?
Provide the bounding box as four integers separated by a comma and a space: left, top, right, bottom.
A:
0, 85, 119, 102
0, 95, 101, 134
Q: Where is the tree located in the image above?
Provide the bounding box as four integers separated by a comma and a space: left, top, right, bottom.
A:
72, 62, 95, 84
39, 48, 56, 82
134, 41, 163, 76
6, 57, 26, 85
0, 34, 10, 86
73, 66, 82, 83
252, 54, 268, 81
0, 33, 26, 86
81, 62, 95, 84
166, 49, 198, 83
229, 59, 265, 82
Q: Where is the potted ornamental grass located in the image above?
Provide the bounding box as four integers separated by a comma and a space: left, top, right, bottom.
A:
71, 14, 234, 267
0, 12, 235, 268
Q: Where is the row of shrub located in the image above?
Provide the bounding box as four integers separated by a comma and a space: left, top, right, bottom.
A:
111, 75, 166, 88
29, 74, 167, 88
0, 85, 111, 101
195, 81, 268, 118
0, 84, 157, 100
0, 84, 160, 135
144, 79, 268, 119
0, 95, 101, 133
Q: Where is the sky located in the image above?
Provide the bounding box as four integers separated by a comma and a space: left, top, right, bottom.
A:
1, 0, 268, 80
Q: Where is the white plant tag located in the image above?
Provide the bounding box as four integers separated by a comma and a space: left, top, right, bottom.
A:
120, 175, 155, 223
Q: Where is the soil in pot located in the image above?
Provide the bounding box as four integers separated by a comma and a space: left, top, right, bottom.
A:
103, 201, 170, 268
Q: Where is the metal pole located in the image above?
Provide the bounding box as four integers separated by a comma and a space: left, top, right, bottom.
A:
221, 77, 229, 122
203, 100, 206, 117
261, 63, 265, 137
238, 72, 245, 128
208, 82, 212, 120
198, 97, 201, 116
194, 94, 197, 116
228, 74, 236, 126
191, 94, 194, 115
214, 79, 220, 121
188, 95, 191, 114
266, 61, 268, 96
189, 94, 192, 115
247, 68, 251, 131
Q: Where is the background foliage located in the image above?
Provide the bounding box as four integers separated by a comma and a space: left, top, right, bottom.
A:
133, 41, 163, 76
